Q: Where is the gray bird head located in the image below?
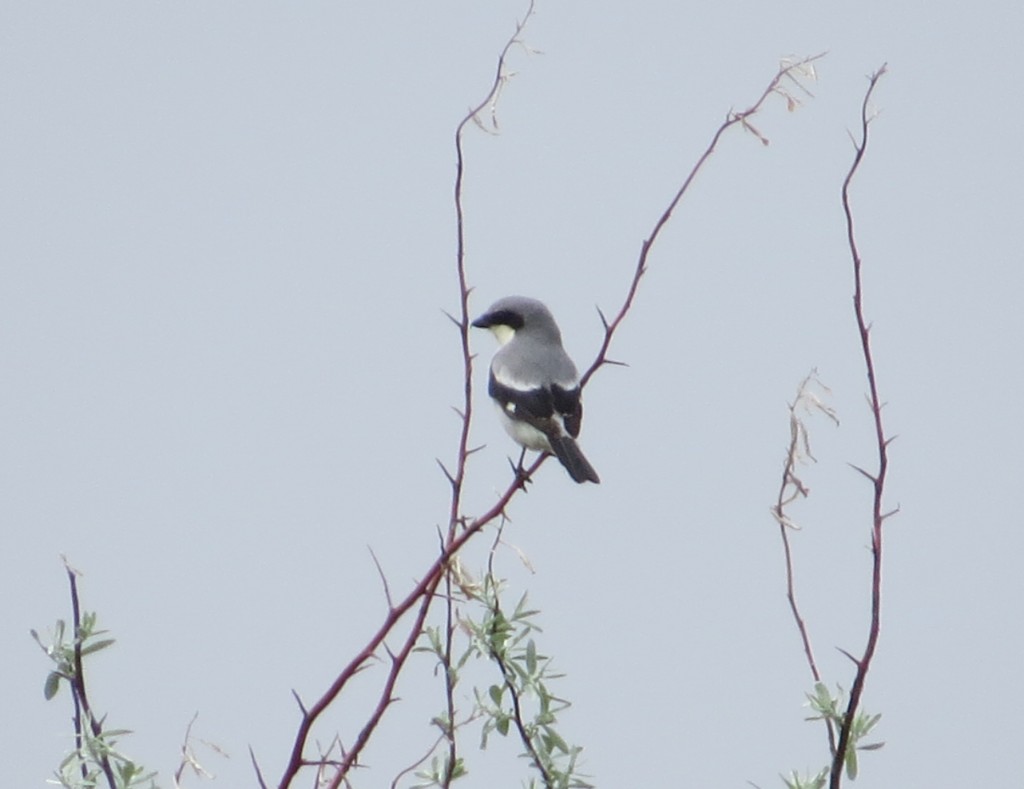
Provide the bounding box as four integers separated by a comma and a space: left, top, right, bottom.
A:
471, 296, 563, 347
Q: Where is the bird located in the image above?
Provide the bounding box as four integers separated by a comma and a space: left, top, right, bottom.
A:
472, 296, 600, 484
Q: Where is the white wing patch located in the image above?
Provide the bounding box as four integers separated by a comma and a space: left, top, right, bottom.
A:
492, 363, 549, 393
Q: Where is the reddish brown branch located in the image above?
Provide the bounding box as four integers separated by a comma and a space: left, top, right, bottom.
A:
443, 3, 537, 783
580, 54, 824, 389
276, 7, 537, 785
322, 583, 436, 789
277, 37, 820, 789
829, 63, 889, 789
275, 458, 541, 787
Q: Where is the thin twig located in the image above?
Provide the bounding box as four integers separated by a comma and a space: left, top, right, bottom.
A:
173, 712, 216, 788
64, 560, 119, 789
452, 0, 538, 521
829, 63, 890, 789
444, 3, 537, 783
250, 746, 269, 789
440, 567, 459, 788
771, 372, 838, 756
390, 732, 449, 789
580, 53, 825, 390
368, 547, 395, 611
498, 653, 555, 787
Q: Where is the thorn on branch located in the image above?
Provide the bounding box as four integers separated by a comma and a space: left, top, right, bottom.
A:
368, 547, 395, 611
837, 647, 861, 667
250, 746, 269, 789
848, 463, 876, 483
436, 459, 456, 485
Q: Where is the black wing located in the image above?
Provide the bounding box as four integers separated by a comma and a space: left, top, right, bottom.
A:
489, 373, 583, 438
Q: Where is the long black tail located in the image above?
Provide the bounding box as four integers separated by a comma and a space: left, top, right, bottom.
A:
548, 435, 600, 484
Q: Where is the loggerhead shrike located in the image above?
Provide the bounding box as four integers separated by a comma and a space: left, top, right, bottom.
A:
472, 296, 600, 484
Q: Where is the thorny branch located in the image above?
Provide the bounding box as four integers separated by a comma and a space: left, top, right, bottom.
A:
276, 17, 823, 786
277, 6, 539, 786
580, 54, 824, 390
442, 2, 538, 784
275, 459, 545, 787
829, 63, 891, 789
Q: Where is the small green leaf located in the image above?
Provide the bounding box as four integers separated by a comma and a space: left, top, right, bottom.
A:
526, 639, 537, 675
81, 638, 116, 657
543, 727, 569, 754
845, 745, 859, 779
496, 715, 510, 737
43, 671, 61, 700
489, 684, 503, 705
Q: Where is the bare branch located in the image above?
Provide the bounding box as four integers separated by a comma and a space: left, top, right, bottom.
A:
581, 53, 825, 389
277, 27, 822, 789
172, 713, 222, 788
829, 62, 891, 789
771, 371, 838, 754
276, 452, 546, 786
390, 733, 448, 789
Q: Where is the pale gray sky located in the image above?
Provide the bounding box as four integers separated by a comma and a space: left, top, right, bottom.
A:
4, 2, 1022, 787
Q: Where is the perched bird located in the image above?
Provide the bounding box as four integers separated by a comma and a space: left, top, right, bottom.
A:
472, 296, 600, 484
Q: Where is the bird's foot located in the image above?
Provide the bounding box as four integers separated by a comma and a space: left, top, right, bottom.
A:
508, 452, 533, 490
